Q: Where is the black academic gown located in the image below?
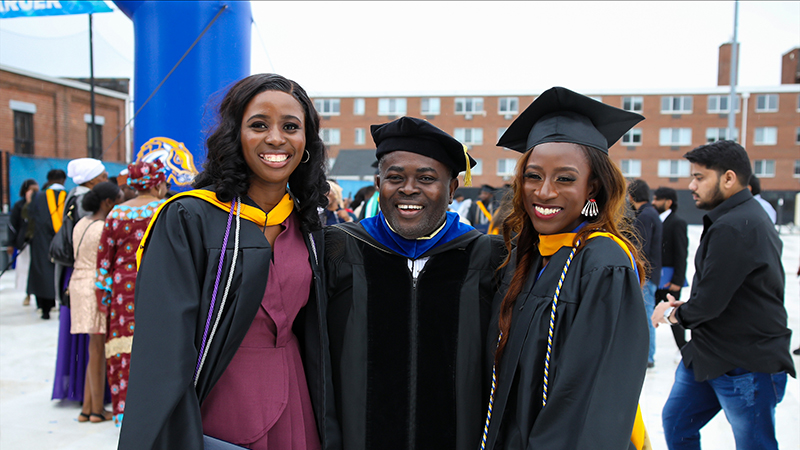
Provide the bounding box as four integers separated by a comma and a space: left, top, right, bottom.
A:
321, 222, 506, 450
484, 236, 648, 450
117, 193, 330, 450
27, 187, 65, 301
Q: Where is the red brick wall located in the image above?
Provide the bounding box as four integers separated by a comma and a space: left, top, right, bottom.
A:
0, 69, 127, 162
315, 90, 800, 191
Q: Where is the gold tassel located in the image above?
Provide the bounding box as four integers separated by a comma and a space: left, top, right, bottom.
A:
463, 144, 472, 187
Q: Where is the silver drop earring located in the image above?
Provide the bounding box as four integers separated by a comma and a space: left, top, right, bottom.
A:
581, 199, 598, 217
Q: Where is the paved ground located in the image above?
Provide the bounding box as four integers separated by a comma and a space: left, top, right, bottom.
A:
1, 225, 798, 449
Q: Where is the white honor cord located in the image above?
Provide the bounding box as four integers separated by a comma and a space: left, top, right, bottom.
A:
196, 197, 241, 385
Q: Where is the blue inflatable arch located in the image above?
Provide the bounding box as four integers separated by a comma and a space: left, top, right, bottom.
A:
114, 1, 251, 189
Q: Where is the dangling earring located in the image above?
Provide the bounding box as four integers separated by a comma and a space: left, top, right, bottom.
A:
581, 198, 598, 217
301, 150, 310, 164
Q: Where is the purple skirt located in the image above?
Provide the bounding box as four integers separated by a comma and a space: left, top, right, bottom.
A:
51, 305, 112, 403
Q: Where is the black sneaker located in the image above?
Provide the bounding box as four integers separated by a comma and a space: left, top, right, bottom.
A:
793, 348, 800, 356
41, 310, 50, 320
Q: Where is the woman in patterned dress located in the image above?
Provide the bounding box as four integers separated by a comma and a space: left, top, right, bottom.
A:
95, 159, 168, 424
70, 181, 122, 423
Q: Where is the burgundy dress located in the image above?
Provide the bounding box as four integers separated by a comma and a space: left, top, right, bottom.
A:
201, 212, 321, 449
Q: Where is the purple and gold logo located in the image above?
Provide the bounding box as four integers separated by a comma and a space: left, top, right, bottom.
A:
136, 137, 199, 187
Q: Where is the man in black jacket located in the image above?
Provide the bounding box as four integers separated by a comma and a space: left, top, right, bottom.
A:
628, 179, 662, 368
653, 140, 795, 450
652, 187, 689, 349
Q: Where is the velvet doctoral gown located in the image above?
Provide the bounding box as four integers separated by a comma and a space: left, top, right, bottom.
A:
320, 221, 506, 450
117, 192, 331, 450
484, 236, 648, 450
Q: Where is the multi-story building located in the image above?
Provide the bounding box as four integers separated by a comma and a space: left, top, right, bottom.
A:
0, 65, 130, 209
316, 44, 800, 224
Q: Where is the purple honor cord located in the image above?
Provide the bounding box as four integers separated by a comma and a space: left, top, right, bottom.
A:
193, 197, 237, 385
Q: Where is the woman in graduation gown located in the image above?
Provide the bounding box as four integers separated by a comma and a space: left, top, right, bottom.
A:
482, 87, 650, 450
117, 74, 330, 450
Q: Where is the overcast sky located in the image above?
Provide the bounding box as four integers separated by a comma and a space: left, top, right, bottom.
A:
1, 1, 798, 96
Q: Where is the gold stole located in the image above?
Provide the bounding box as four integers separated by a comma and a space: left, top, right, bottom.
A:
47, 190, 66, 233
136, 191, 293, 269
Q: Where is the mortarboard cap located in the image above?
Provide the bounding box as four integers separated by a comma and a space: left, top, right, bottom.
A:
497, 86, 644, 154
371, 116, 477, 185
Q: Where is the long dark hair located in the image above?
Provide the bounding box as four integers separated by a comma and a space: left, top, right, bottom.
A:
19, 179, 38, 198
193, 73, 329, 233
495, 144, 645, 363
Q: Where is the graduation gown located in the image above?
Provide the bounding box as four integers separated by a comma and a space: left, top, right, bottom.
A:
27, 187, 65, 300
321, 222, 506, 450
117, 193, 330, 450
484, 236, 648, 450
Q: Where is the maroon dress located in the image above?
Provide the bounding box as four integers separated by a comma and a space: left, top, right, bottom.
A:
201, 213, 321, 449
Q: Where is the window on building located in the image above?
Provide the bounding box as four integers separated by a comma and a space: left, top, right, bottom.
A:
421, 98, 440, 115
753, 159, 776, 178
454, 128, 483, 145
498, 97, 518, 115
660, 96, 693, 114
354, 128, 366, 145
796, 127, 800, 144
794, 160, 800, 178
796, 94, 800, 111
497, 158, 517, 176
620, 159, 641, 177
320, 128, 341, 145
707, 95, 740, 113
622, 96, 643, 112
455, 97, 484, 115
658, 159, 690, 178
589, 96, 603, 103
13, 111, 34, 155
314, 99, 340, 115
754, 127, 778, 145
659, 128, 692, 146
378, 98, 407, 116
471, 158, 483, 176
622, 129, 642, 146
87, 123, 103, 159
755, 94, 778, 112
706, 127, 738, 143
353, 98, 365, 115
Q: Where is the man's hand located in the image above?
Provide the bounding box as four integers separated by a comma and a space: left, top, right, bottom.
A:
652, 294, 685, 328
667, 283, 682, 292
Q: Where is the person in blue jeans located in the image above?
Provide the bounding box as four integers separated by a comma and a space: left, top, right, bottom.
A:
628, 179, 662, 368
653, 140, 795, 450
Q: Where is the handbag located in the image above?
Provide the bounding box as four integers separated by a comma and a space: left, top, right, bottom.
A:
203, 435, 247, 450
49, 196, 79, 266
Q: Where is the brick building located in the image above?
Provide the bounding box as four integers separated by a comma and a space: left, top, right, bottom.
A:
313, 45, 800, 223
0, 65, 130, 208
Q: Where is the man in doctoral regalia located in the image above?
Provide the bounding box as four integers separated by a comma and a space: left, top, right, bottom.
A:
318, 116, 506, 450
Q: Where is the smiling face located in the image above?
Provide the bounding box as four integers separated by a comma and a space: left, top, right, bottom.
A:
240, 90, 306, 193
688, 163, 725, 210
522, 142, 597, 235
378, 151, 458, 239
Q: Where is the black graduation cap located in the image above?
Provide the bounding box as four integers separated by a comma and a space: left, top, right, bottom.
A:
497, 87, 644, 154
371, 116, 477, 185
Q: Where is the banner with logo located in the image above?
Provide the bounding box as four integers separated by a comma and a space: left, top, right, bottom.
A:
0, 1, 112, 19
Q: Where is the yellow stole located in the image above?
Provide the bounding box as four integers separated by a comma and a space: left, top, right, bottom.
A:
537, 231, 635, 269
537, 231, 650, 450
47, 190, 66, 233
136, 190, 294, 269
